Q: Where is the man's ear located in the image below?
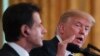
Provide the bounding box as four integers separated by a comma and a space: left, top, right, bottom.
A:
58, 23, 64, 34
21, 25, 30, 37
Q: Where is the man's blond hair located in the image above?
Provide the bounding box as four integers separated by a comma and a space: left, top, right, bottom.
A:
59, 10, 95, 25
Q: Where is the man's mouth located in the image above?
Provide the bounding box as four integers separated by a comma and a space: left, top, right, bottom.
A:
72, 36, 84, 47
77, 37, 83, 41
76, 37, 84, 44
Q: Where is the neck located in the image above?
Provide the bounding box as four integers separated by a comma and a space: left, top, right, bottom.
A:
15, 38, 33, 52
56, 33, 64, 41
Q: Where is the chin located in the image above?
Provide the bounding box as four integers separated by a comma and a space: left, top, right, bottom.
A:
35, 42, 43, 48
76, 43, 83, 47
39, 42, 43, 46
72, 43, 81, 47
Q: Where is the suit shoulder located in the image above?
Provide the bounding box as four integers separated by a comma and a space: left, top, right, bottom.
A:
0, 50, 13, 56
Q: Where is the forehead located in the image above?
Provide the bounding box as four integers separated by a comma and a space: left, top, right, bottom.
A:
68, 16, 93, 26
32, 12, 41, 23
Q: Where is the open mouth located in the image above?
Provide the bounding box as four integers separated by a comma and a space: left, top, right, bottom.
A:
77, 37, 83, 41
76, 37, 84, 43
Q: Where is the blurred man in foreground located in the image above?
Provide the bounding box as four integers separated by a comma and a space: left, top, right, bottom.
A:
0, 3, 47, 56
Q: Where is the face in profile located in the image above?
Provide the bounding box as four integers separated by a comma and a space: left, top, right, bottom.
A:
26, 12, 47, 47
61, 16, 92, 47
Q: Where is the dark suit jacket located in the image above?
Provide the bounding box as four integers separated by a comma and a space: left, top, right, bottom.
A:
0, 44, 19, 56
30, 36, 59, 56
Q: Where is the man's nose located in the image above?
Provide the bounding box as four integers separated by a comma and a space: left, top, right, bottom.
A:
42, 27, 47, 34
79, 28, 85, 35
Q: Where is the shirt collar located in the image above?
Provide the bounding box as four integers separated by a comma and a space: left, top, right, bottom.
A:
8, 42, 29, 56
56, 35, 62, 42
56, 35, 73, 56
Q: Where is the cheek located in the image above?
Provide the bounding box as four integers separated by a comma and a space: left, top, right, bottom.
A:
64, 27, 79, 35
29, 29, 42, 42
34, 28, 43, 38
71, 26, 80, 34
37, 28, 42, 36
85, 31, 89, 36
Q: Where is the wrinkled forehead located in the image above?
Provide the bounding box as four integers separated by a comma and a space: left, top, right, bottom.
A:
68, 15, 95, 26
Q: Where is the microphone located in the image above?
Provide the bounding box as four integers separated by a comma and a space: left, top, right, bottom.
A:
67, 43, 100, 56
67, 43, 81, 53
87, 44, 100, 52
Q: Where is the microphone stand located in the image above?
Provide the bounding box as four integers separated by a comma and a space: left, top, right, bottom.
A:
67, 43, 100, 56
87, 44, 100, 52
82, 44, 100, 56
82, 47, 100, 56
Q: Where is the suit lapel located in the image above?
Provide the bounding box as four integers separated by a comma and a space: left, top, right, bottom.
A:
1, 44, 19, 56
44, 36, 59, 56
50, 36, 59, 50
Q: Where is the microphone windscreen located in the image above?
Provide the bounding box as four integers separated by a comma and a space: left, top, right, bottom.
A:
67, 43, 81, 53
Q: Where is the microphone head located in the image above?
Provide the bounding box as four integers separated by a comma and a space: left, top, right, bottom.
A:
67, 43, 81, 53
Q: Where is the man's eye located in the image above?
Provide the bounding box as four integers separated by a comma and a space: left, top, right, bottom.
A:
75, 24, 81, 27
85, 27, 90, 31
38, 24, 42, 27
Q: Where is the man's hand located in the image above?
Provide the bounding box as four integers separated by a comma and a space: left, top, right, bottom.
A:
56, 35, 75, 56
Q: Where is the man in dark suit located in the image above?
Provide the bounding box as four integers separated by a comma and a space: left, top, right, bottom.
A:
0, 3, 47, 56
30, 10, 95, 56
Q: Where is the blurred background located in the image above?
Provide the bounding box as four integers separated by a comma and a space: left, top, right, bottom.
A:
0, 0, 100, 55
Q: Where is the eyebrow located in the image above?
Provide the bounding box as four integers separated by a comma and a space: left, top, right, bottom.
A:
76, 21, 91, 28
74, 21, 81, 25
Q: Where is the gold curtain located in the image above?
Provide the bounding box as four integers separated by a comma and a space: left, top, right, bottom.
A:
0, 0, 100, 53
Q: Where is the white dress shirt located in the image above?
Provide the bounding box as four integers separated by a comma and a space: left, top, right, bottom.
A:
8, 42, 29, 56
56, 35, 73, 56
